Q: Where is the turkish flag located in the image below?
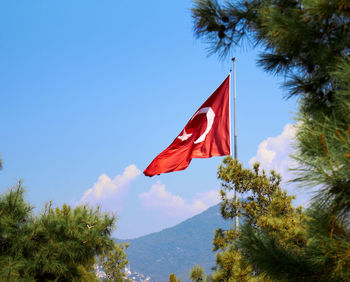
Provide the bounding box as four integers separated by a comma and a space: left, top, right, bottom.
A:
144, 75, 231, 177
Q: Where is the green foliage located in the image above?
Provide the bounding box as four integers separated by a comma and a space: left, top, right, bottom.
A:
217, 157, 306, 248
210, 157, 305, 281
101, 243, 129, 281
189, 265, 206, 281
294, 62, 350, 217
192, 0, 350, 111
169, 273, 181, 282
0, 181, 34, 281
204, 158, 350, 281
0, 181, 128, 281
74, 265, 99, 282
303, 204, 350, 280
239, 204, 350, 281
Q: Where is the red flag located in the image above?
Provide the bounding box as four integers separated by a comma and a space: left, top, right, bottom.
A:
144, 75, 231, 177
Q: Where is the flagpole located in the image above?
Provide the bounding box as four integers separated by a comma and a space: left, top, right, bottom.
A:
232, 57, 239, 230
229, 73, 232, 156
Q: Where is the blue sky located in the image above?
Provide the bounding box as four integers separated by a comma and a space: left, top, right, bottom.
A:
1, 0, 301, 239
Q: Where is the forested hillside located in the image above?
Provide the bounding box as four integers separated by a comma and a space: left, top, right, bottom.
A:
117, 204, 232, 281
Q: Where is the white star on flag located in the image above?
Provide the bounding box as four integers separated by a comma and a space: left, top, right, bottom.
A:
177, 129, 192, 141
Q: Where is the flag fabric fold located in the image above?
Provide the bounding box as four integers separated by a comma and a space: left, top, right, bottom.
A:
144, 75, 231, 177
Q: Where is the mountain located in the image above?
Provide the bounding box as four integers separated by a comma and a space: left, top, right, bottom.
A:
116, 204, 233, 282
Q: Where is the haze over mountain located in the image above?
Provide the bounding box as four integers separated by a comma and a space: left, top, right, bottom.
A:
116, 204, 233, 282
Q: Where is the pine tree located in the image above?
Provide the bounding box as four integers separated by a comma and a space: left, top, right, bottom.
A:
189, 158, 350, 281
294, 60, 350, 217
238, 202, 350, 281
192, 0, 350, 280
190, 264, 206, 281
190, 158, 307, 281
0, 181, 33, 280
169, 273, 181, 282
192, 0, 350, 114
213, 158, 305, 281
0, 181, 129, 281
101, 242, 129, 281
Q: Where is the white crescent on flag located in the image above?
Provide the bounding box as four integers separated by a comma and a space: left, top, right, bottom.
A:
191, 107, 215, 144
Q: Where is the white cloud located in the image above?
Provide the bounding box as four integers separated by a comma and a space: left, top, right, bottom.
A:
79, 164, 141, 208
249, 123, 312, 206
139, 181, 220, 218
249, 123, 297, 182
